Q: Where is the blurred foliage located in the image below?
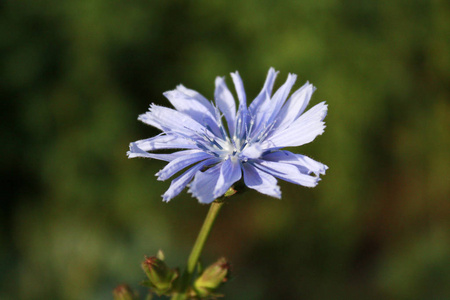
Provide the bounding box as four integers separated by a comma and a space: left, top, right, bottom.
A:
1, 0, 449, 299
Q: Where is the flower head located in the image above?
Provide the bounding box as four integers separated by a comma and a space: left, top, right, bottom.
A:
128, 68, 328, 203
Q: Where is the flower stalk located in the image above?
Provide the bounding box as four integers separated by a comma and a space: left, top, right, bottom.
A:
171, 200, 224, 300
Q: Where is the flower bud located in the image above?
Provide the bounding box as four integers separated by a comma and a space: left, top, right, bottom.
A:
141, 255, 178, 295
194, 257, 230, 297
113, 284, 138, 300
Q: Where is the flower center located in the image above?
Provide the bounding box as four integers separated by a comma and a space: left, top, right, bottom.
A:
210, 135, 249, 161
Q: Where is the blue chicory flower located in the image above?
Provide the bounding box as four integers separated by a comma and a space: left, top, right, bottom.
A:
128, 68, 328, 203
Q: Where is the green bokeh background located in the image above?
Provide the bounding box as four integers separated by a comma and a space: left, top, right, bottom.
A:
1, 1, 449, 299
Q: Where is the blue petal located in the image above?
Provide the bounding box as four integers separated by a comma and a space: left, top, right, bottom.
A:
250, 91, 272, 137
240, 143, 263, 160
265, 73, 297, 125
188, 163, 222, 204
137, 112, 162, 131
139, 104, 207, 137
213, 158, 242, 198
214, 77, 236, 135
250, 73, 296, 137
253, 160, 319, 187
157, 151, 213, 181
273, 82, 315, 132
262, 150, 328, 176
176, 84, 216, 116
128, 143, 201, 161
163, 89, 221, 137
129, 135, 196, 153
164, 89, 215, 120
162, 158, 219, 202
262, 102, 327, 148
231, 71, 246, 108
242, 163, 281, 198
249, 67, 279, 114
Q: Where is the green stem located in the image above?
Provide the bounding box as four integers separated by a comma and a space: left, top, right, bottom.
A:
171, 200, 224, 300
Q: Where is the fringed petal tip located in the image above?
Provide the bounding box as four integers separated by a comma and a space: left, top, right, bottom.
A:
127, 142, 148, 159
155, 171, 165, 181
162, 194, 171, 202
317, 163, 329, 175
187, 187, 215, 205
321, 102, 328, 121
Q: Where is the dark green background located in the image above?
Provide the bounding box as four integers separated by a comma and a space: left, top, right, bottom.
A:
1, 1, 449, 299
